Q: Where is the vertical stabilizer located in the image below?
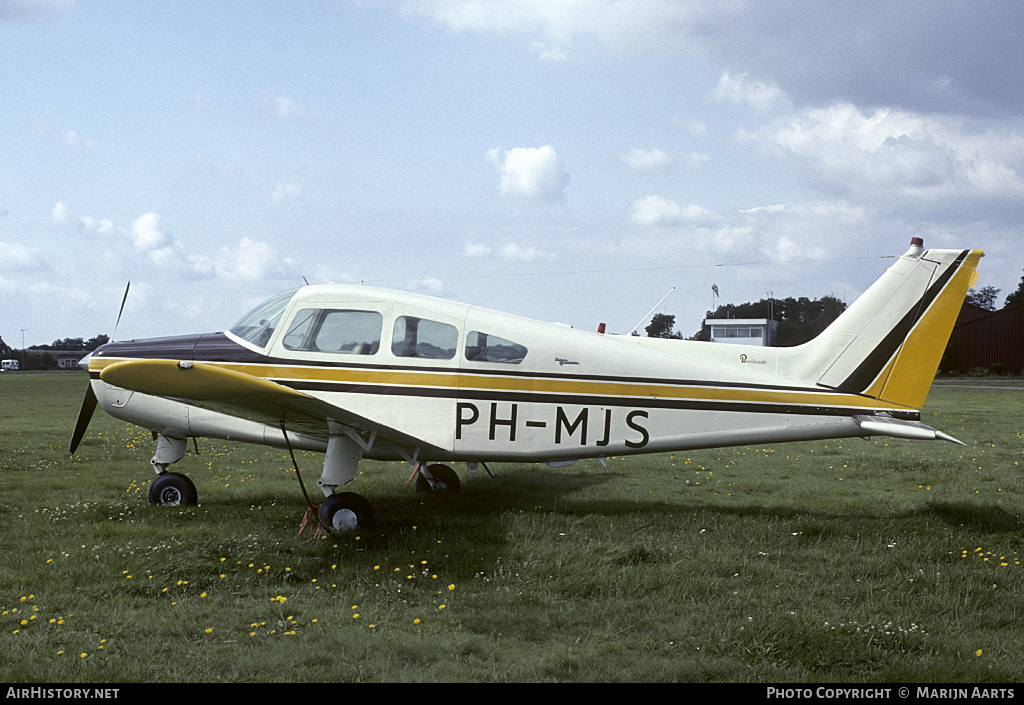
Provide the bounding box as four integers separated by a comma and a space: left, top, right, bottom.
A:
785, 239, 982, 410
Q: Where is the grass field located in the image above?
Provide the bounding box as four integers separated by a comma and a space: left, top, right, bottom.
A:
1, 372, 1022, 683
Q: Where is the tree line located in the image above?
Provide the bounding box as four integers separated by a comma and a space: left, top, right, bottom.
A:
965, 276, 1024, 311
645, 295, 847, 347
1, 334, 109, 370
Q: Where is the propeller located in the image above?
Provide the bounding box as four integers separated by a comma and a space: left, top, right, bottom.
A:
69, 281, 129, 454
69, 384, 97, 454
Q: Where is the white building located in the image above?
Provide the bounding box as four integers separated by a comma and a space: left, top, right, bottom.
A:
704, 318, 778, 346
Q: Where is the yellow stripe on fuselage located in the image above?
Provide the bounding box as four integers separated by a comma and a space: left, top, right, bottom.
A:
91, 355, 899, 413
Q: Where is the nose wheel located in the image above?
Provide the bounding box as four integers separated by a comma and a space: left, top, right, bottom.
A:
149, 472, 198, 506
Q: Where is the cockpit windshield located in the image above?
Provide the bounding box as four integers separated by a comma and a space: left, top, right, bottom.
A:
228, 289, 298, 348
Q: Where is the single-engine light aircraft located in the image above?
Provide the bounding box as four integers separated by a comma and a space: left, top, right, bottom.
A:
70, 239, 982, 531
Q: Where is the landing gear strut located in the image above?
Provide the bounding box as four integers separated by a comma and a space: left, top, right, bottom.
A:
148, 434, 198, 505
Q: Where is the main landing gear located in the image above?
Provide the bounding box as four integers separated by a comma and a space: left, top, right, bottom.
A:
319, 463, 461, 532
144, 432, 467, 530
414, 463, 461, 494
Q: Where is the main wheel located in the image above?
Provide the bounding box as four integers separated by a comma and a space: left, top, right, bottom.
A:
320, 492, 376, 531
149, 472, 198, 506
415, 463, 461, 494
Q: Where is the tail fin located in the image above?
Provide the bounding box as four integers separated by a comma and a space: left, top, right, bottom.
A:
786, 239, 983, 410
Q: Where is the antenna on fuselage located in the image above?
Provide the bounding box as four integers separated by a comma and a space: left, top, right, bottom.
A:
627, 287, 676, 336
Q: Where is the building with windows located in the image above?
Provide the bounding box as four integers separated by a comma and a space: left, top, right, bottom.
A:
704, 318, 778, 347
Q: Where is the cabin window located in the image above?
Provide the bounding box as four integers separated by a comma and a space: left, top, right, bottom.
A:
229, 289, 298, 348
391, 316, 457, 360
283, 309, 382, 355
465, 331, 527, 364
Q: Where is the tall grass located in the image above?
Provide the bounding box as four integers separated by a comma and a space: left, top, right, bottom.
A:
1, 372, 1022, 682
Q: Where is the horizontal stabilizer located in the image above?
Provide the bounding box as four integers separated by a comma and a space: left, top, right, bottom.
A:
853, 414, 964, 445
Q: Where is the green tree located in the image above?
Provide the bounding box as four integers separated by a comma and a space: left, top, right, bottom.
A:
645, 313, 682, 339
1005, 272, 1024, 307
701, 295, 846, 347
966, 286, 1001, 310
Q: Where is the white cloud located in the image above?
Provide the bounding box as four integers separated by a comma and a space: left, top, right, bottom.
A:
0, 0, 76, 22
411, 277, 445, 294
0, 240, 45, 271
78, 216, 114, 234
216, 237, 299, 281
273, 95, 305, 119
63, 129, 95, 150
52, 201, 69, 223
501, 242, 554, 261
271, 182, 302, 204
463, 242, 493, 258
404, 0, 710, 52
630, 195, 721, 227
712, 71, 785, 112
129, 212, 169, 251
530, 41, 566, 61
622, 148, 672, 171
405, 1, 1024, 116
486, 146, 570, 203
755, 103, 1024, 213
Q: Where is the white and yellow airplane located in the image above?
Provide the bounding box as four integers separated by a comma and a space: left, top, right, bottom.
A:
70, 238, 982, 531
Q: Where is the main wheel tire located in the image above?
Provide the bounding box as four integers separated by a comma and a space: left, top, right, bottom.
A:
415, 463, 461, 494
320, 492, 376, 531
149, 472, 198, 506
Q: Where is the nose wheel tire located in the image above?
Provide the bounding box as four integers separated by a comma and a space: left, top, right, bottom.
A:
149, 472, 198, 506
320, 492, 376, 531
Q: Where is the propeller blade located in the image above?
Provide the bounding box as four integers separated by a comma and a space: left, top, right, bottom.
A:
112, 281, 130, 340
69, 384, 98, 454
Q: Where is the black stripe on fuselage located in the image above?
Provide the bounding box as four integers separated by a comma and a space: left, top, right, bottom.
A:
281, 378, 912, 420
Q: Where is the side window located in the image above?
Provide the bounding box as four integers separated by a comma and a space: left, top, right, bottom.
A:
283, 309, 382, 355
391, 316, 458, 360
465, 331, 528, 364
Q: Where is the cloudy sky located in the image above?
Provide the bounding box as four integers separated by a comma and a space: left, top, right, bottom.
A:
2, 0, 1022, 347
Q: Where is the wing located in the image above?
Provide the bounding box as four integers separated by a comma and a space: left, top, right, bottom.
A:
98, 359, 444, 455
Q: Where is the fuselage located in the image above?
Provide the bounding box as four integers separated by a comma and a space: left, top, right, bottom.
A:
84, 284, 918, 464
